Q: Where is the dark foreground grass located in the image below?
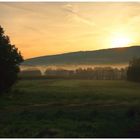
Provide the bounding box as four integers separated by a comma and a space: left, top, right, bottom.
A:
0, 79, 140, 137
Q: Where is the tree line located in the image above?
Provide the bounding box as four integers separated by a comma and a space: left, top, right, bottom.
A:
20, 67, 127, 80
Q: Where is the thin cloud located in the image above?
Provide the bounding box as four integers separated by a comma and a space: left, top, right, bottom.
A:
0, 3, 34, 12
0, 3, 48, 19
62, 3, 95, 26
24, 25, 44, 34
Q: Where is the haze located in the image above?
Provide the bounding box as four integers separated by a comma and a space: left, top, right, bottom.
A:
1, 2, 140, 59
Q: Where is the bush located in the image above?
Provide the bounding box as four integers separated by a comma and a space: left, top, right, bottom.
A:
127, 58, 140, 82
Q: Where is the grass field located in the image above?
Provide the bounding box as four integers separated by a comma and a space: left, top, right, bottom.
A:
0, 79, 140, 138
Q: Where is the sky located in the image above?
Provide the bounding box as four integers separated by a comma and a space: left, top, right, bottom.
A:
1, 2, 140, 59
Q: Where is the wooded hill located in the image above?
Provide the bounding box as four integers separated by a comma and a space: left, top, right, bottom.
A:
23, 46, 140, 66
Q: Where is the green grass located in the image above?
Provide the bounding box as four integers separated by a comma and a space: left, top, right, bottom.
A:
0, 79, 140, 137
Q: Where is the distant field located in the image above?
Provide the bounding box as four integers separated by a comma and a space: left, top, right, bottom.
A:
0, 79, 140, 138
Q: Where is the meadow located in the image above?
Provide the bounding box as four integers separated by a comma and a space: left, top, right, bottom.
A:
0, 79, 140, 138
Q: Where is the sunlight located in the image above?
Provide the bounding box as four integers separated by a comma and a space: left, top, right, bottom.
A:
111, 35, 132, 48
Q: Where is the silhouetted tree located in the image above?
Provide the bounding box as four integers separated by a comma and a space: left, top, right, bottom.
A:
127, 58, 140, 82
0, 26, 23, 93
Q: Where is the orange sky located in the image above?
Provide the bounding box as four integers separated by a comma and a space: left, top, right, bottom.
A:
1, 2, 140, 59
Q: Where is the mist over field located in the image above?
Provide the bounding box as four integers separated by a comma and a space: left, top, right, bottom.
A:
20, 64, 127, 75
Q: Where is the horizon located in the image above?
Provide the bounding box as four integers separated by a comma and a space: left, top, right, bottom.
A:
1, 2, 140, 59
25, 45, 139, 60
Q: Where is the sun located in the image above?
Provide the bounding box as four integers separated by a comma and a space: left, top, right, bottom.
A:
111, 34, 132, 48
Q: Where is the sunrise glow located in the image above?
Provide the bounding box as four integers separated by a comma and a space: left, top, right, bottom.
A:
111, 35, 132, 48
0, 2, 140, 58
